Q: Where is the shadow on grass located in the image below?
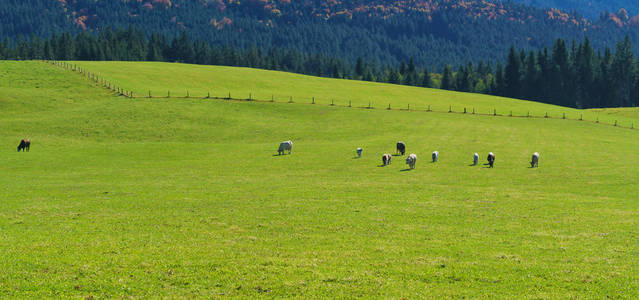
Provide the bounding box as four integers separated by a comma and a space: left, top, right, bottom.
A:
400, 168, 414, 172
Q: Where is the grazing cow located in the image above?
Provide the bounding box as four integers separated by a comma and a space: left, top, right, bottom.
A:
356, 148, 363, 158
473, 153, 479, 166
17, 139, 30, 152
405, 154, 417, 169
487, 152, 495, 168
396, 141, 406, 155
382, 154, 392, 166
432, 151, 439, 162
531, 152, 540, 168
278, 140, 293, 155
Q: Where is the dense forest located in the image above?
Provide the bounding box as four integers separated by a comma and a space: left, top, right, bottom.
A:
2, 28, 639, 109
3, 0, 639, 69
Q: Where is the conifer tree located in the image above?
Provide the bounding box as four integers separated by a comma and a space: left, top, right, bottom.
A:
504, 46, 522, 98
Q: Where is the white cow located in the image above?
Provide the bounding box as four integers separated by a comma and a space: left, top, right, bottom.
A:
278, 140, 293, 155
432, 151, 439, 162
473, 153, 479, 166
406, 154, 417, 169
531, 152, 540, 168
356, 148, 363, 158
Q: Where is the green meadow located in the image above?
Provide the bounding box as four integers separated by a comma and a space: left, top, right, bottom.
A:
69, 61, 637, 127
1, 61, 638, 298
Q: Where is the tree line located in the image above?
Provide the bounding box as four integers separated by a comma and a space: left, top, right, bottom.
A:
1, 28, 638, 108
449, 37, 638, 108
0, 27, 437, 88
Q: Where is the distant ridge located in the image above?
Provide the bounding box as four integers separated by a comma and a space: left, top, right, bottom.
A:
2, 0, 639, 68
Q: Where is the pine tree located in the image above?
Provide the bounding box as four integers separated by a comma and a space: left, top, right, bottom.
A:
575, 38, 595, 108
494, 63, 505, 96
441, 65, 454, 90
388, 69, 402, 84
595, 48, 614, 108
0, 38, 9, 59
523, 51, 538, 100
355, 57, 364, 78
551, 39, 570, 106
421, 68, 433, 88
456, 65, 472, 92
611, 36, 635, 107
504, 46, 522, 98
363, 68, 375, 82
399, 61, 407, 75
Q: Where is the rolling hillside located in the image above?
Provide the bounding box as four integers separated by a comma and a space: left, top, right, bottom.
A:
68, 61, 638, 127
1, 61, 638, 298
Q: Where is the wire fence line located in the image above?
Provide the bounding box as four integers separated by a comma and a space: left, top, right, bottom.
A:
45, 60, 637, 131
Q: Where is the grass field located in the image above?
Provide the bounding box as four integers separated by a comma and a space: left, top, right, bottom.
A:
1, 61, 638, 298
66, 61, 639, 127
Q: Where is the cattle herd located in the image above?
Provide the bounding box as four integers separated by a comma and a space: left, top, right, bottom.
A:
277, 140, 540, 169
17, 138, 539, 169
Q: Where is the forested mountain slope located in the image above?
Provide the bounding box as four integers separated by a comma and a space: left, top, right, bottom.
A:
3, 0, 639, 68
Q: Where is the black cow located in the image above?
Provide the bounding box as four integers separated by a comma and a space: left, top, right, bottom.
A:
487, 152, 495, 168
17, 139, 30, 152
396, 141, 406, 155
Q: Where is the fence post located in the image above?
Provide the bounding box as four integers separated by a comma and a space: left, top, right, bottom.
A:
312, 97, 315, 104
580, 114, 583, 121
493, 109, 496, 116
449, 105, 452, 113
464, 107, 467, 114
545, 112, 548, 118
